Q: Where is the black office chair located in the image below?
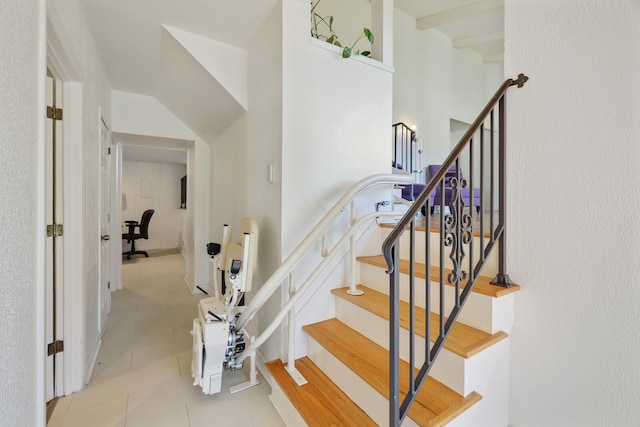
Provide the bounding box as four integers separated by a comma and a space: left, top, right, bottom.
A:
122, 209, 154, 260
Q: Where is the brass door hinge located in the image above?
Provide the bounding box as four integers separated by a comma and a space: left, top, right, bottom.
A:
47, 340, 64, 356
47, 224, 64, 237
47, 106, 63, 120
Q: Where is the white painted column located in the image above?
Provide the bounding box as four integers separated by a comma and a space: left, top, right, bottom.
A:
371, 0, 394, 66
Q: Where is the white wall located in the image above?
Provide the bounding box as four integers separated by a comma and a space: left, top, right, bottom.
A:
392, 9, 419, 130
278, 0, 393, 362
282, 2, 392, 259
245, 2, 284, 363
451, 48, 503, 124
393, 9, 503, 182
0, 1, 46, 424
505, 1, 640, 425
122, 161, 186, 251
209, 116, 247, 243
111, 91, 210, 291
207, 1, 285, 362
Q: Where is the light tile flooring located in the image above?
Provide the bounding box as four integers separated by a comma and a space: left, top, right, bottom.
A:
49, 250, 285, 427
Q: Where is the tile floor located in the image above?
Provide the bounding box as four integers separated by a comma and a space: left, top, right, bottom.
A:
49, 250, 285, 427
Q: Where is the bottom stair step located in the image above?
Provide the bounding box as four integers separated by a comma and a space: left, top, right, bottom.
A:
265, 356, 377, 426
303, 318, 482, 426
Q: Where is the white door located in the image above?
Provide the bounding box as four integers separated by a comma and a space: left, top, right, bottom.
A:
45, 72, 65, 401
98, 117, 111, 333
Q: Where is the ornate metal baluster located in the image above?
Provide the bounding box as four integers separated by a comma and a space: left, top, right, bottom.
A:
444, 170, 473, 307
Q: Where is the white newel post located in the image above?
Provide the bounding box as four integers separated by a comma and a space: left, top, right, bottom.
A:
348, 201, 363, 296
285, 272, 307, 386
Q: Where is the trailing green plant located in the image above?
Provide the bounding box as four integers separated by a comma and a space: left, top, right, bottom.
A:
310, 0, 374, 59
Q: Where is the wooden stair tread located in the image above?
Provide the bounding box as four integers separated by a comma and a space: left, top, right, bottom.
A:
266, 357, 376, 427
358, 255, 520, 298
332, 285, 508, 358
303, 318, 482, 426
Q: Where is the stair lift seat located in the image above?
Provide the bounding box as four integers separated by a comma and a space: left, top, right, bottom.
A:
427, 165, 481, 214
122, 209, 154, 260
192, 217, 260, 395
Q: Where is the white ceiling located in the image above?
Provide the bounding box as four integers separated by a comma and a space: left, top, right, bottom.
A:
82, 0, 503, 160
395, 0, 504, 62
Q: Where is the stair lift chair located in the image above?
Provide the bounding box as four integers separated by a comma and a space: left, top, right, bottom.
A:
427, 165, 481, 215
122, 209, 155, 260
192, 217, 260, 395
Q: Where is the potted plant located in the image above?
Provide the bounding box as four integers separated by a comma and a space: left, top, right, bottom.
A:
310, 0, 374, 58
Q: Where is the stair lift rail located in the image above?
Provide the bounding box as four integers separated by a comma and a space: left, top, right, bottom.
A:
382, 74, 529, 426
234, 174, 413, 376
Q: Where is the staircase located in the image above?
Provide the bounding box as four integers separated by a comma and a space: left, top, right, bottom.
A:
265, 220, 519, 426
249, 75, 529, 425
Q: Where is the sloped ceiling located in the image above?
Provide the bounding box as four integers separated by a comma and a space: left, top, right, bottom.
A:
156, 25, 246, 142
81, 0, 279, 142
82, 0, 503, 144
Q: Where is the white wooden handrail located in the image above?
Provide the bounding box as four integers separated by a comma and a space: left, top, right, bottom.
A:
235, 173, 412, 332
233, 173, 413, 377
237, 208, 406, 364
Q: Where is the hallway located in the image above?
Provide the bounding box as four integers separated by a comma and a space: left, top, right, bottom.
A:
48, 250, 284, 427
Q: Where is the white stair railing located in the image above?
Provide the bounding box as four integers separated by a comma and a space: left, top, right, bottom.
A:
234, 173, 413, 381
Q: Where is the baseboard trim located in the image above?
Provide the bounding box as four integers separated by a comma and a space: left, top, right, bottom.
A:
84, 337, 102, 385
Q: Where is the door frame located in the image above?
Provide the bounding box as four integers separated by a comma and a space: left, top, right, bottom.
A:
45, 72, 65, 401
110, 142, 123, 291
98, 114, 112, 334
47, 15, 86, 394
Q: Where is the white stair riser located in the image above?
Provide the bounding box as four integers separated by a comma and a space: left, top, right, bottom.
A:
335, 297, 466, 394
360, 264, 515, 334
334, 299, 511, 426
268, 382, 309, 427
458, 339, 510, 427
305, 337, 420, 427
381, 227, 498, 277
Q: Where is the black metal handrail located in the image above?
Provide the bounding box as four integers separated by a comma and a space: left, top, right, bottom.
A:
382, 74, 528, 426
392, 122, 417, 176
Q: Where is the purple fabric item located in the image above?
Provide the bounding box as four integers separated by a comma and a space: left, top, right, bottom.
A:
401, 183, 434, 203
427, 165, 481, 213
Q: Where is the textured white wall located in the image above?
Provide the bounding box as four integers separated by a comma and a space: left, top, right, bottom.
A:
121, 161, 186, 250
0, 1, 46, 425
505, 1, 640, 425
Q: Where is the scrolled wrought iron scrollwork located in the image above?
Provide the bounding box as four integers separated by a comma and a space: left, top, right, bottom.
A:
444, 173, 473, 287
